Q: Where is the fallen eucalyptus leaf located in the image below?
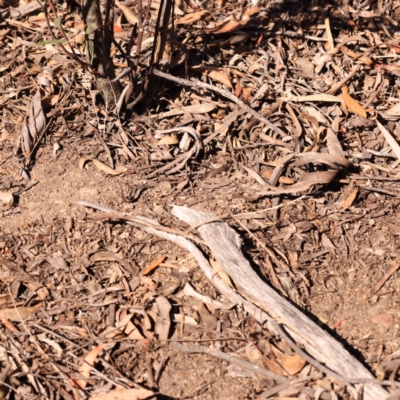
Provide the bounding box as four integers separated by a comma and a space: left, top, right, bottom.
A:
280, 94, 341, 103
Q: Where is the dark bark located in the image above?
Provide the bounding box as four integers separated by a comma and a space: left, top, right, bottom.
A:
81, 0, 121, 105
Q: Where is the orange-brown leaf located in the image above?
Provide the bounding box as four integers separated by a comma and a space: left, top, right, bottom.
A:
278, 353, 307, 375
341, 187, 358, 210
192, 66, 232, 88
115, 0, 138, 24
142, 255, 167, 275
341, 86, 367, 118
176, 10, 209, 25
208, 19, 246, 34
75, 344, 106, 389
113, 24, 124, 33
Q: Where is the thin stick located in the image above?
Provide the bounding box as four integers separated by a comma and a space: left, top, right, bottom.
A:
374, 263, 400, 293
90, 122, 114, 169
31, 323, 79, 348
325, 65, 360, 95
153, 69, 277, 132
77, 201, 203, 243
169, 341, 289, 383
147, 148, 195, 177
183, 196, 307, 234
66, 353, 128, 389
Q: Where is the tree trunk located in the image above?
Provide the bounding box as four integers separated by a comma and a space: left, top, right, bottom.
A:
81, 0, 121, 106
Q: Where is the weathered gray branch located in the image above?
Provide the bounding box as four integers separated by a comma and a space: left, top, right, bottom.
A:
171, 205, 388, 400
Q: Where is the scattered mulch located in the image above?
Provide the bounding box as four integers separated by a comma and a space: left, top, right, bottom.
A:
2, 0, 400, 398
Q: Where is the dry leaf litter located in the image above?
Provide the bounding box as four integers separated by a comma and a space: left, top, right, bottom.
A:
1, 0, 400, 398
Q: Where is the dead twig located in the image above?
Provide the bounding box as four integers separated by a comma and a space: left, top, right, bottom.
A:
153, 69, 278, 133
374, 263, 400, 293
169, 341, 289, 383
325, 65, 361, 95
147, 147, 196, 177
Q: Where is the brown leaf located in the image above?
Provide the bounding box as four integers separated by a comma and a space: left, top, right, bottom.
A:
278, 353, 307, 375
245, 345, 287, 376
141, 275, 158, 291
210, 258, 233, 287
89, 388, 156, 400
158, 134, 179, 145
295, 58, 314, 78
380, 103, 400, 120
142, 255, 167, 275
280, 94, 341, 103
115, 0, 138, 24
73, 344, 107, 389
182, 103, 216, 114
248, 63, 264, 74
324, 16, 336, 54
341, 86, 367, 118
341, 187, 359, 210
176, 10, 209, 25
208, 19, 246, 34
126, 321, 148, 341
41, 94, 60, 109
0, 304, 41, 321
194, 301, 218, 330
192, 66, 232, 88
244, 6, 260, 17
326, 127, 345, 157
374, 63, 400, 77
46, 257, 68, 271
1, 129, 9, 141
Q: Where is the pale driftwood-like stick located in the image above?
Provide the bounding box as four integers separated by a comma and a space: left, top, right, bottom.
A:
77, 201, 388, 399
171, 206, 388, 400
77, 201, 274, 326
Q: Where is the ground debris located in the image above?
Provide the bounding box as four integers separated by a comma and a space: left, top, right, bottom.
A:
1, 0, 400, 398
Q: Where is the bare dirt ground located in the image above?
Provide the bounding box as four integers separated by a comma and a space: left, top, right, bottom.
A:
2, 0, 400, 398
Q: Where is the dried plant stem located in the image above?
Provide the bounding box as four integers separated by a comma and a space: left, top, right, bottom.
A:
153, 69, 278, 133
169, 341, 289, 383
